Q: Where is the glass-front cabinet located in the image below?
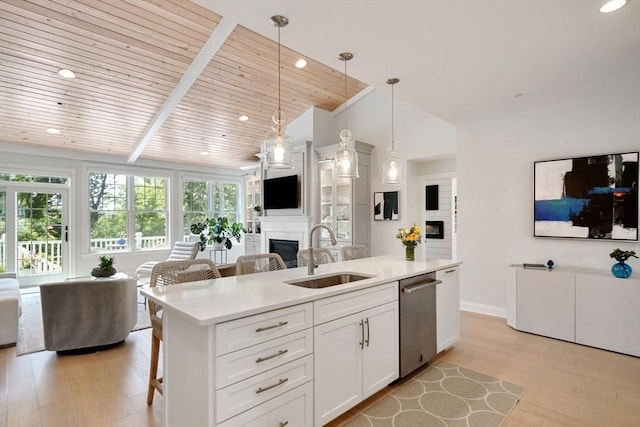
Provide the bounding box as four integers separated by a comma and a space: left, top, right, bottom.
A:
243, 169, 261, 255
316, 142, 373, 261
320, 161, 352, 242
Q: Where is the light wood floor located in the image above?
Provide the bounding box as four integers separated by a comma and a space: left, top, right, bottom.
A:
1, 311, 638, 426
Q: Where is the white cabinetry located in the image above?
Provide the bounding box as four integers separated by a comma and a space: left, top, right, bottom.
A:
507, 266, 640, 357
436, 266, 460, 352
575, 273, 640, 357
313, 282, 399, 426
315, 142, 373, 261
515, 268, 575, 342
214, 303, 314, 425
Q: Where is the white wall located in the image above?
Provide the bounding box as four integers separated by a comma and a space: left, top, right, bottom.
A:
457, 90, 640, 316
314, 88, 458, 256
421, 177, 455, 260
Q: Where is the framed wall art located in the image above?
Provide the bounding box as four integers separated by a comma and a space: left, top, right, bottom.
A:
425, 185, 439, 210
534, 151, 638, 240
374, 191, 399, 221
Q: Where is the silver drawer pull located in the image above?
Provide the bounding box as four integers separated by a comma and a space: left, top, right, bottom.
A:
445, 269, 456, 273
256, 349, 289, 363
256, 378, 288, 394
279, 422, 289, 427
255, 321, 288, 332
401, 280, 441, 294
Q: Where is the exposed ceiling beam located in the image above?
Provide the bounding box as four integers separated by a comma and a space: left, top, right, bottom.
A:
127, 17, 237, 163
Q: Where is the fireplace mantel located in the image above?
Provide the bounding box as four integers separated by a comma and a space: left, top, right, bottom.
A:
258, 216, 312, 253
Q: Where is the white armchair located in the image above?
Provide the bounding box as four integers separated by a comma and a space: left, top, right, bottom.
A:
136, 241, 199, 281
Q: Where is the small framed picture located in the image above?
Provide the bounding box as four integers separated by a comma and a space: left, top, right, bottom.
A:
374, 191, 399, 221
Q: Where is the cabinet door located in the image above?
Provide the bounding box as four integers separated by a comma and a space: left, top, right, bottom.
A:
575, 274, 640, 357
516, 269, 575, 342
362, 301, 399, 399
314, 312, 362, 426
436, 267, 460, 352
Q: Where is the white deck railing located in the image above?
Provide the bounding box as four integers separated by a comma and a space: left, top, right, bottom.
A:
0, 235, 168, 273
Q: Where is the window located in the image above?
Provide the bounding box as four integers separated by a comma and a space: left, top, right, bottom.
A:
0, 173, 69, 184
89, 172, 167, 252
183, 179, 239, 238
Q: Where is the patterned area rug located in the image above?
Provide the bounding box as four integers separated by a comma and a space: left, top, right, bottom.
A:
17, 291, 151, 356
345, 361, 526, 427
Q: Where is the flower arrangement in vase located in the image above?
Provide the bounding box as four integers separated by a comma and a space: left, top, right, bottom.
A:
609, 248, 637, 279
396, 223, 422, 261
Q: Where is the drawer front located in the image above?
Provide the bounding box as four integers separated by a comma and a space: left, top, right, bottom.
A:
215, 303, 313, 356
215, 354, 313, 423
314, 281, 398, 325
215, 329, 313, 389
217, 382, 313, 427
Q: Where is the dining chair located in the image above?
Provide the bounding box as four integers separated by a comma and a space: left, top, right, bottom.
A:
341, 244, 370, 260
146, 259, 221, 405
235, 253, 287, 275
296, 248, 335, 267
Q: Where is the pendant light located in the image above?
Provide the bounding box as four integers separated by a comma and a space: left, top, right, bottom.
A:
334, 52, 358, 179
382, 78, 402, 184
264, 15, 294, 169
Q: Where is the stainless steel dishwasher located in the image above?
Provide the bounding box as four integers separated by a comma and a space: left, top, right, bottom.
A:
399, 272, 441, 378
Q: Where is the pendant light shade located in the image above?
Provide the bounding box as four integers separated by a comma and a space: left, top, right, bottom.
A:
334, 52, 358, 179
382, 78, 402, 184
265, 15, 294, 169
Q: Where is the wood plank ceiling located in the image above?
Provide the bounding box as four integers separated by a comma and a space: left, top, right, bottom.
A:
0, 0, 368, 169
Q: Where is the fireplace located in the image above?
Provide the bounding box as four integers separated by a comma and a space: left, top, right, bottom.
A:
269, 239, 299, 268
425, 221, 445, 239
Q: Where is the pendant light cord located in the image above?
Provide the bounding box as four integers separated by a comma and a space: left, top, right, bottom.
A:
391, 82, 395, 152
344, 58, 348, 132
277, 25, 282, 126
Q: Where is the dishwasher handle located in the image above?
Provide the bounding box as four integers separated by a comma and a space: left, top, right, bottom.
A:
401, 279, 441, 294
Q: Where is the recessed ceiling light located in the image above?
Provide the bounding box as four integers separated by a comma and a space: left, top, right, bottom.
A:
58, 69, 76, 78
238, 114, 249, 122
200, 151, 209, 156
600, 0, 627, 13
295, 58, 307, 69
46, 128, 60, 134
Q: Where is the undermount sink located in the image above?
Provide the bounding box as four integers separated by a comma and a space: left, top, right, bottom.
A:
285, 272, 374, 289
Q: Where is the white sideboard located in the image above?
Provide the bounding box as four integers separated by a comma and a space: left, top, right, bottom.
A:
507, 266, 640, 357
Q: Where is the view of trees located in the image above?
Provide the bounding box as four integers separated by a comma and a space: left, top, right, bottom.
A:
89, 173, 167, 245
0, 172, 241, 273
183, 180, 239, 236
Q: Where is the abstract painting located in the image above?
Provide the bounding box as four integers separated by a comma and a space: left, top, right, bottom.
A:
374, 191, 399, 221
534, 152, 638, 240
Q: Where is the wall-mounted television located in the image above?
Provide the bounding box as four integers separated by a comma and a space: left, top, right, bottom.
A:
263, 175, 299, 209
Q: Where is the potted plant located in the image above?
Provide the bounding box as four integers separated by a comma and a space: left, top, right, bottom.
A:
609, 248, 637, 278
91, 255, 116, 277
190, 217, 245, 251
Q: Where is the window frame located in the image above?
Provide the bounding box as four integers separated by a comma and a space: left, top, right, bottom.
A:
182, 174, 242, 244
87, 166, 170, 253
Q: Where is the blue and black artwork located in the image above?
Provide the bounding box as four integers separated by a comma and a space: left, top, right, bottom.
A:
534, 152, 638, 240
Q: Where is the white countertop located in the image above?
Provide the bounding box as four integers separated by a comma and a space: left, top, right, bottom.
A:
141, 255, 461, 326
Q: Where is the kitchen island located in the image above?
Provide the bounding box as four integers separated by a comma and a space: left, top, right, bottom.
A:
142, 255, 461, 427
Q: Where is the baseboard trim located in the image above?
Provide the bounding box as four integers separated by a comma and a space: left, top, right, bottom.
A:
460, 301, 507, 318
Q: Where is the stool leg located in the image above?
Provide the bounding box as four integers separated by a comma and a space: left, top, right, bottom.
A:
147, 333, 161, 405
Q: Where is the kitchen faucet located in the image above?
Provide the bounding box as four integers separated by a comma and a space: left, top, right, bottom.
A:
308, 224, 337, 275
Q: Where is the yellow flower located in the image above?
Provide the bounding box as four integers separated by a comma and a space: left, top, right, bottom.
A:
396, 223, 422, 246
